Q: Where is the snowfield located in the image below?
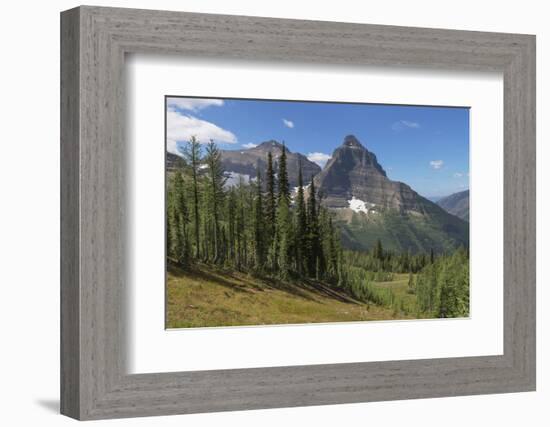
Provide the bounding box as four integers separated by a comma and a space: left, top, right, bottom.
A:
348, 196, 376, 214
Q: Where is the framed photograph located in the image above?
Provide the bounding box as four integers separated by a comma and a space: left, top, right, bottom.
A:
61, 6, 536, 420
164, 97, 471, 329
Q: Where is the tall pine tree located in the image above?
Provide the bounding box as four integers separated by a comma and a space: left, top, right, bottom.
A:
167, 173, 182, 262
253, 167, 265, 270
226, 189, 237, 265
266, 151, 276, 229
326, 216, 338, 280
276, 143, 292, 279
295, 162, 308, 275
277, 142, 290, 203
183, 136, 202, 258
265, 151, 277, 272
307, 176, 321, 278
204, 140, 227, 263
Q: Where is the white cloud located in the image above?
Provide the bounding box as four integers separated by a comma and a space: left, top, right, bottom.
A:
403, 120, 420, 128
166, 109, 237, 155
166, 138, 181, 155
282, 118, 294, 128
167, 97, 224, 112
307, 152, 331, 168
392, 120, 420, 131
430, 160, 444, 170
242, 143, 258, 149
453, 172, 464, 178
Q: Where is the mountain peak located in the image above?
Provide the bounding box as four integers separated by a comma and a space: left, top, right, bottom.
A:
342, 135, 364, 149
316, 135, 423, 210
254, 140, 288, 152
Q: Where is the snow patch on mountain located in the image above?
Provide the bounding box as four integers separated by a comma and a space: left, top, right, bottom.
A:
224, 172, 254, 188
348, 197, 376, 214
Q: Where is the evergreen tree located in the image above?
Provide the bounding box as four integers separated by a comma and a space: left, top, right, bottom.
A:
226, 189, 237, 264
266, 151, 277, 228
277, 142, 290, 203
167, 171, 189, 266
373, 239, 384, 262
276, 193, 291, 280
438, 263, 454, 318
275, 143, 292, 279
183, 136, 202, 258
316, 206, 330, 279
307, 176, 321, 278
166, 189, 175, 259
204, 140, 227, 263
295, 162, 308, 275
175, 171, 189, 262
326, 216, 338, 279
166, 178, 180, 261
253, 167, 265, 270
336, 238, 344, 287
266, 151, 277, 271
235, 177, 247, 270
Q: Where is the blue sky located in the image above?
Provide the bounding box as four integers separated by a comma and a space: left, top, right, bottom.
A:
166, 96, 469, 198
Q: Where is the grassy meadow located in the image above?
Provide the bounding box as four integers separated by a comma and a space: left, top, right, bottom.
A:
166, 264, 423, 328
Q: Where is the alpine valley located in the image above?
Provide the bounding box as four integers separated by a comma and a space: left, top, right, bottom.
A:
166, 133, 470, 328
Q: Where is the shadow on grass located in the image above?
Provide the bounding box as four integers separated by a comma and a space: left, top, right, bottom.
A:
300, 279, 360, 304
181, 266, 256, 294
168, 263, 360, 305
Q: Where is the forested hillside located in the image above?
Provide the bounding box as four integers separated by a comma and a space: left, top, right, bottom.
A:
166, 137, 469, 327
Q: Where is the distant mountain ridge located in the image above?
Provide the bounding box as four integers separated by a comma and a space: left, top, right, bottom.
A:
437, 190, 470, 222
168, 141, 321, 188
219, 140, 321, 187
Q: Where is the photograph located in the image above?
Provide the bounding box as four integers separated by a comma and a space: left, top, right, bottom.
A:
165, 96, 470, 328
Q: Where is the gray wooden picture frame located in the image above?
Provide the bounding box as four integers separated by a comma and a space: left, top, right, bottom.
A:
60, 5, 536, 421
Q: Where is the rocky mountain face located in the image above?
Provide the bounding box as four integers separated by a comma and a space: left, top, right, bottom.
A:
437, 190, 470, 222
315, 135, 469, 253
220, 140, 321, 187
315, 135, 426, 213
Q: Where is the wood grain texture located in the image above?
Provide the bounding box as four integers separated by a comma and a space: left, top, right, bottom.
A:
60, 5, 536, 420
60, 7, 80, 419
